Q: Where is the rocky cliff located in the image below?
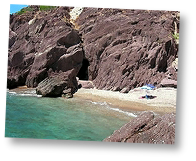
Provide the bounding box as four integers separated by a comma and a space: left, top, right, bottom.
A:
76, 8, 179, 92
104, 111, 175, 144
7, 6, 179, 96
8, 6, 84, 97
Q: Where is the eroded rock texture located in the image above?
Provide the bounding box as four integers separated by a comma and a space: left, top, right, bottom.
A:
104, 111, 175, 144
76, 8, 179, 92
7, 6, 179, 96
7, 6, 83, 96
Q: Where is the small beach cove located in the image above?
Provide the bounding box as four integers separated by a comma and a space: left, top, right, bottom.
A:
6, 85, 176, 141
74, 87, 176, 115
6, 87, 138, 141
7, 85, 176, 117
8, 85, 176, 115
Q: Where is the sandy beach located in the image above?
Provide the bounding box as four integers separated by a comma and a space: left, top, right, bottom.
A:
9, 85, 177, 114
74, 87, 177, 114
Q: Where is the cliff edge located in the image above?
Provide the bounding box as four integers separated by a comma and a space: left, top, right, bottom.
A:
76, 8, 179, 92
104, 111, 175, 144
8, 6, 179, 96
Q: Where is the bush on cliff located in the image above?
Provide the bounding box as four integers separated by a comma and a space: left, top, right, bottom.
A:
16, 5, 56, 15
173, 33, 179, 40
16, 7, 33, 15
39, 5, 56, 11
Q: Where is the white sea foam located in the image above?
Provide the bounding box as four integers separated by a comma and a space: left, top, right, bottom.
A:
91, 101, 108, 106
17, 93, 37, 97
107, 107, 137, 117
8, 90, 41, 97
8, 91, 17, 95
90, 101, 137, 117
91, 101, 99, 105
8, 92, 36, 97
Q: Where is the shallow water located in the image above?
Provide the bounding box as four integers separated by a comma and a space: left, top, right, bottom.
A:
5, 89, 137, 141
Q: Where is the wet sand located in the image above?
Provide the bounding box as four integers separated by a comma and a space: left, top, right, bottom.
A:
8, 86, 177, 114
74, 87, 177, 114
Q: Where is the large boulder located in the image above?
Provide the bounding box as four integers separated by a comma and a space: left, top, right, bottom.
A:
76, 8, 179, 92
36, 77, 67, 97
36, 69, 78, 97
35, 44, 84, 97
78, 80, 94, 89
160, 78, 177, 88
104, 111, 175, 144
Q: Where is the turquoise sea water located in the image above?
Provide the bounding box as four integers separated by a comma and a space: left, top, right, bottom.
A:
5, 89, 137, 141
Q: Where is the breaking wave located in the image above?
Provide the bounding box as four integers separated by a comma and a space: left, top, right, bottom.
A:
91, 101, 108, 106
7, 89, 42, 97
90, 101, 137, 117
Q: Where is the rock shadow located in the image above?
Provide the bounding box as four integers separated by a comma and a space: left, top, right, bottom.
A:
77, 58, 90, 80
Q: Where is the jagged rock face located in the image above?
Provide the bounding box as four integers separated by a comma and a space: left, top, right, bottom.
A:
36, 44, 84, 96
7, 6, 83, 96
36, 68, 79, 97
7, 6, 179, 96
104, 111, 175, 144
76, 8, 179, 92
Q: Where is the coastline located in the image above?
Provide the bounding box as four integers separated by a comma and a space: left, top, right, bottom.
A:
74, 87, 177, 114
8, 86, 177, 114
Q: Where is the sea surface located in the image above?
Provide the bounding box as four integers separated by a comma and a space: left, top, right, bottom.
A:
5, 89, 138, 141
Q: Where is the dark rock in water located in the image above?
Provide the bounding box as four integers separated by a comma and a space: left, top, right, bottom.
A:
76, 8, 179, 91
36, 77, 67, 97
104, 111, 175, 144
36, 69, 79, 97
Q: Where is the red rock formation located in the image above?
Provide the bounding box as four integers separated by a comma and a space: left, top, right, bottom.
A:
7, 6, 179, 96
160, 78, 177, 88
76, 8, 179, 92
7, 6, 83, 96
36, 68, 79, 97
104, 111, 175, 144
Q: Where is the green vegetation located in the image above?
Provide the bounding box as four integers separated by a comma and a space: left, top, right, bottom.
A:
16, 7, 33, 15
172, 33, 179, 40
16, 5, 56, 15
39, 5, 56, 11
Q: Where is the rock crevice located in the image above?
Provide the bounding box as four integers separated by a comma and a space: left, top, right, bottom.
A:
8, 6, 85, 97
76, 8, 179, 92
8, 6, 179, 96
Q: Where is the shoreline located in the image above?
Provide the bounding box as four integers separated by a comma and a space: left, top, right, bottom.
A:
8, 86, 177, 114
74, 87, 176, 114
